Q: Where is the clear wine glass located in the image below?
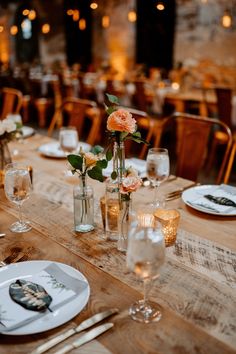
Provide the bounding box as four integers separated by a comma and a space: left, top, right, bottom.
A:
4, 163, 32, 233
59, 126, 78, 154
146, 148, 170, 207
126, 204, 165, 323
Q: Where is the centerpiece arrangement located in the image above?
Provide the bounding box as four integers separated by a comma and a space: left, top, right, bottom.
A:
104, 94, 148, 250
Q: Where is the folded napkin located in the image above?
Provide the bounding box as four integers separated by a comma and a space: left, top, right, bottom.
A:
190, 184, 236, 214
0, 263, 88, 332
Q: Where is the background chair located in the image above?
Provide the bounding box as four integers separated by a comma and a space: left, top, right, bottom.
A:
153, 112, 232, 183
0, 87, 23, 119
48, 97, 102, 146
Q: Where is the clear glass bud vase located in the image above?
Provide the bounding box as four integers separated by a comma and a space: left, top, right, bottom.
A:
104, 141, 125, 241
74, 175, 94, 233
117, 197, 132, 252
0, 139, 12, 187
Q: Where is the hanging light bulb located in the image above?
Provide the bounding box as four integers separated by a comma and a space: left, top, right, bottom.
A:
79, 19, 86, 30
28, 10, 36, 20
128, 9, 137, 22
0, 26, 4, 33
102, 15, 110, 28
22, 9, 30, 16
42, 23, 50, 34
10, 25, 18, 35
67, 9, 74, 16
73, 10, 80, 22
156, 2, 165, 11
221, 10, 232, 28
90, 2, 98, 10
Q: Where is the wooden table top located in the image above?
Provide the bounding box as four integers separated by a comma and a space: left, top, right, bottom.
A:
0, 134, 235, 354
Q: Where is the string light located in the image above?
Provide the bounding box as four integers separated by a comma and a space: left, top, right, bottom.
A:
102, 15, 110, 28
22, 9, 30, 16
156, 2, 165, 11
221, 10, 232, 28
42, 23, 50, 34
128, 9, 137, 22
10, 25, 18, 35
73, 10, 80, 21
67, 9, 74, 16
0, 26, 4, 33
28, 10, 36, 20
79, 18, 86, 30
90, 2, 98, 10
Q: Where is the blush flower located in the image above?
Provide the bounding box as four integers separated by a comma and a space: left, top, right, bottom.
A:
120, 175, 142, 194
84, 152, 99, 169
107, 109, 136, 134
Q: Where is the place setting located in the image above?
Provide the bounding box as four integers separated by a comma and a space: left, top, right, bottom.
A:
38, 127, 91, 159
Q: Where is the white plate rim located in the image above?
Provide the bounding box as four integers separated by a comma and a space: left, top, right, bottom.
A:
0, 260, 90, 335
182, 184, 236, 216
38, 142, 91, 158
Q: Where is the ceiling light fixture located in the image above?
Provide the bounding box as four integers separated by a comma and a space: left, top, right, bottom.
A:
156, 2, 165, 11
221, 10, 232, 28
90, 2, 98, 10
128, 9, 137, 22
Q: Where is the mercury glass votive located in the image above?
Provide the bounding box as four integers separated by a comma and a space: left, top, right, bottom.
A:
154, 209, 180, 247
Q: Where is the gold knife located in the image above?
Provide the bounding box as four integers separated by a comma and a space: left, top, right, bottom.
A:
31, 308, 118, 354
54, 323, 114, 354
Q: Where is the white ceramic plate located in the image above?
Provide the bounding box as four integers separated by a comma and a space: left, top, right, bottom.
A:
38, 142, 91, 158
182, 184, 236, 216
21, 126, 35, 138
0, 260, 90, 335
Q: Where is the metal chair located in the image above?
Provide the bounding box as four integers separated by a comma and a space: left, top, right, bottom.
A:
0, 87, 23, 119
154, 112, 232, 183
48, 97, 102, 146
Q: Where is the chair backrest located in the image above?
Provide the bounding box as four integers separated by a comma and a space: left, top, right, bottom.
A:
223, 139, 236, 184
0, 87, 23, 119
132, 80, 148, 112
118, 106, 154, 159
158, 112, 232, 183
215, 87, 232, 129
48, 97, 101, 145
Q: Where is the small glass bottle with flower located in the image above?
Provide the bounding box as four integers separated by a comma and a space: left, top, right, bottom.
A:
67, 146, 109, 233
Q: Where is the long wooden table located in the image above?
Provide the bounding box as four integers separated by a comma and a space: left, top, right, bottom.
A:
0, 134, 235, 354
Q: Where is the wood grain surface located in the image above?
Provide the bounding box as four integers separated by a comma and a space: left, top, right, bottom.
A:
0, 135, 235, 354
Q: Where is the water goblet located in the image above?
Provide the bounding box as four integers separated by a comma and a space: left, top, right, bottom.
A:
4, 163, 32, 233
59, 126, 78, 154
146, 147, 170, 207
126, 204, 165, 323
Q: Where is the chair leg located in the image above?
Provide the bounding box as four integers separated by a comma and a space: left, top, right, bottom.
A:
223, 141, 236, 184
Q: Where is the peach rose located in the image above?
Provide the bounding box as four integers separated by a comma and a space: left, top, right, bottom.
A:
84, 152, 99, 168
120, 175, 142, 194
107, 109, 136, 134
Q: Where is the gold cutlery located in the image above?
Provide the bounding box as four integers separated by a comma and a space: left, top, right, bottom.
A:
165, 182, 199, 201
0, 254, 28, 267
31, 308, 118, 354
54, 323, 114, 354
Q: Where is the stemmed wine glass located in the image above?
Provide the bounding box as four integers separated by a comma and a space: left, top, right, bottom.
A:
4, 163, 32, 233
146, 148, 170, 207
126, 204, 165, 323
59, 127, 79, 155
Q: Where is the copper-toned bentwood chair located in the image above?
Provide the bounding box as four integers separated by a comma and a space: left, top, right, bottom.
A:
223, 139, 236, 184
117, 106, 155, 159
0, 87, 23, 119
48, 97, 102, 146
155, 112, 233, 183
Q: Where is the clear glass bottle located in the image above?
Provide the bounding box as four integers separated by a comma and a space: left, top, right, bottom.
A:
104, 141, 125, 241
0, 139, 12, 187
74, 175, 94, 233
